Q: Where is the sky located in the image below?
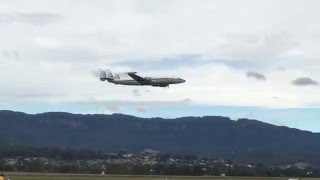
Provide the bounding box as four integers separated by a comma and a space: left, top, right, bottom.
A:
0, 0, 320, 132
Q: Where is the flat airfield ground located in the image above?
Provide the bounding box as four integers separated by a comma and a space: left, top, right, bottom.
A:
2, 173, 317, 180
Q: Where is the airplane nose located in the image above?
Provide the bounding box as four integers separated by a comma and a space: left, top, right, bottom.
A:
180, 79, 186, 83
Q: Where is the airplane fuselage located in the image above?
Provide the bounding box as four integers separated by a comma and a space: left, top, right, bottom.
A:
108, 77, 185, 87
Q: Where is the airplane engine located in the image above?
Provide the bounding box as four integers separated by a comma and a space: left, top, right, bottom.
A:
144, 77, 152, 81
150, 80, 161, 86
151, 80, 159, 84
143, 77, 158, 84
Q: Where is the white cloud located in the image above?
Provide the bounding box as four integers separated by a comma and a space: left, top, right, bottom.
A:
246, 71, 267, 81
71, 98, 191, 113
291, 77, 318, 86
0, 12, 61, 26
0, 0, 320, 112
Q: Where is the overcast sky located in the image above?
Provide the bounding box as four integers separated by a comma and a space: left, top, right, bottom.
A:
0, 0, 319, 132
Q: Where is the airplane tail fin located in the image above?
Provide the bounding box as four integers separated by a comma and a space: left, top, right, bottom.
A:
114, 73, 120, 79
100, 69, 114, 81
100, 71, 107, 81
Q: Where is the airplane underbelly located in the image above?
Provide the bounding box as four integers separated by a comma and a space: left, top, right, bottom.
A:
115, 80, 142, 85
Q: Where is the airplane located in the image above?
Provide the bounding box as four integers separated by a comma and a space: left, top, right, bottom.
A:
99, 70, 185, 87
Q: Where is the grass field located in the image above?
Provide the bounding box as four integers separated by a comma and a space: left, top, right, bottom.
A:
1, 172, 317, 180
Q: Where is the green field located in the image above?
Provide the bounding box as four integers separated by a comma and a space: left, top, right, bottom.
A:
1, 172, 317, 180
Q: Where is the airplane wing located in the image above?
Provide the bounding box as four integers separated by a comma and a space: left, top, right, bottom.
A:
127, 72, 146, 83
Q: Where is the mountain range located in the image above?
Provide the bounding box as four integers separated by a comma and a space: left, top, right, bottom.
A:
0, 110, 319, 165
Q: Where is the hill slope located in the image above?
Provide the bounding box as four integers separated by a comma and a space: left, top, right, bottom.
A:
0, 110, 319, 165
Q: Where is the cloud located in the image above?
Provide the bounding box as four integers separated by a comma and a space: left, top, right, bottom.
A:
273, 96, 280, 100
1, 0, 320, 113
132, 89, 151, 96
0, 12, 61, 26
135, 107, 148, 113
16, 92, 65, 99
73, 98, 191, 112
246, 71, 267, 81
291, 77, 318, 86
1, 50, 20, 60
215, 33, 299, 61
132, 89, 141, 96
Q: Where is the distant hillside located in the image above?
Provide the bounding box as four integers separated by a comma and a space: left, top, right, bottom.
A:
0, 110, 319, 165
